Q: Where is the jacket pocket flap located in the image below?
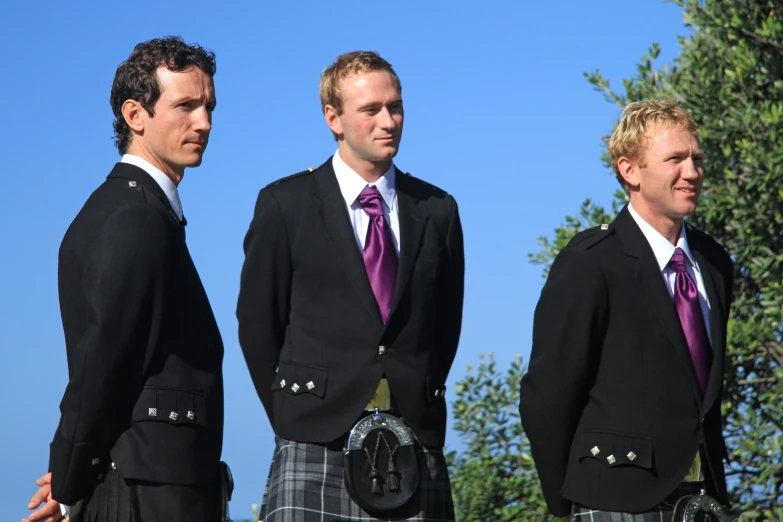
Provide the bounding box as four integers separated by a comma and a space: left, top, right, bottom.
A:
272, 362, 327, 398
131, 387, 207, 426
577, 430, 653, 469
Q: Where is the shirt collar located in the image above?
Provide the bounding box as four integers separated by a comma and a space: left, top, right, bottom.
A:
332, 150, 397, 211
628, 202, 697, 272
121, 154, 183, 221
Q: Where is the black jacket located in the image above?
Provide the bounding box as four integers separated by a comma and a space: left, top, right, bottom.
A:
49, 163, 224, 505
237, 158, 464, 448
520, 206, 733, 516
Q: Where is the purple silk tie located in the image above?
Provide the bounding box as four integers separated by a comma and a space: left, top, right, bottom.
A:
670, 247, 712, 393
358, 185, 398, 323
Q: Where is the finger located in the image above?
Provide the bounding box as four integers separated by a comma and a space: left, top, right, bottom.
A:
27, 486, 51, 509
34, 473, 52, 487
27, 499, 61, 522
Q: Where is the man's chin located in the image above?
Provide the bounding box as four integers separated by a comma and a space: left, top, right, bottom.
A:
183, 155, 205, 169
372, 146, 399, 161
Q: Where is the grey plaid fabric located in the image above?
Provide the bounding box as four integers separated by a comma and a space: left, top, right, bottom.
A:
571, 503, 674, 521
260, 435, 455, 522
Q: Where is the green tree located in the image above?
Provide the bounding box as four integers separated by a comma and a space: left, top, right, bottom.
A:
447, 354, 553, 521
530, 0, 783, 519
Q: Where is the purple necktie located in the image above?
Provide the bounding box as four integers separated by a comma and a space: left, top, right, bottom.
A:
670, 247, 712, 393
358, 186, 398, 323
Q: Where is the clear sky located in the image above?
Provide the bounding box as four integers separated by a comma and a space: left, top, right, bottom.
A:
1, 1, 687, 519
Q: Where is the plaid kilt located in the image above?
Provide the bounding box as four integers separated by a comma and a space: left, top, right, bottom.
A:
73, 468, 220, 522
571, 504, 673, 522
260, 435, 455, 522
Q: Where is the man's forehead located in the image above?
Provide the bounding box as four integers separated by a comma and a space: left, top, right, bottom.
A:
339, 70, 400, 103
157, 66, 214, 94
647, 125, 700, 148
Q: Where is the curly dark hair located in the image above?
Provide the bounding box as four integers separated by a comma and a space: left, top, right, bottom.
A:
110, 36, 216, 154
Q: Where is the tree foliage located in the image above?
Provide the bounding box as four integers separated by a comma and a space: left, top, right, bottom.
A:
447, 354, 554, 521
528, 0, 783, 518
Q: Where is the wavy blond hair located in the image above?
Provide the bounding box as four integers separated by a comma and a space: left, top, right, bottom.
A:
609, 99, 699, 191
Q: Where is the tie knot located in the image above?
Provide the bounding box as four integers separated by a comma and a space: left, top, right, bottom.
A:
669, 247, 689, 273
358, 185, 384, 217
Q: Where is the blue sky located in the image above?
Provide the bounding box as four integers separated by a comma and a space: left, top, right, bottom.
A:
1, 1, 687, 519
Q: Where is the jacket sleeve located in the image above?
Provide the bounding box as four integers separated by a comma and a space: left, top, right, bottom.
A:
436, 196, 465, 381
519, 246, 608, 517
50, 205, 169, 505
237, 187, 292, 422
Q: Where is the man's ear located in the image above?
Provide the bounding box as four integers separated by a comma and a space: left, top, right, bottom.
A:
324, 104, 343, 137
617, 156, 640, 190
121, 100, 146, 134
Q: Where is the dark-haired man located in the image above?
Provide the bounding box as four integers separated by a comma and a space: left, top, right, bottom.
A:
23, 36, 225, 522
238, 50, 464, 521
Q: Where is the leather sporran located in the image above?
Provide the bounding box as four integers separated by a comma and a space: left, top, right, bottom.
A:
344, 410, 419, 514
672, 493, 735, 521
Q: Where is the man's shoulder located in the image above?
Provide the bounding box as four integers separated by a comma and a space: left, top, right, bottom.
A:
68, 176, 171, 237
565, 223, 617, 252
264, 167, 318, 191
685, 222, 732, 266
397, 169, 456, 210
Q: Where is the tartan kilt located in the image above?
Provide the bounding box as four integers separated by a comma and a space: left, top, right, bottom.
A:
73, 468, 220, 522
571, 503, 674, 522
260, 435, 455, 522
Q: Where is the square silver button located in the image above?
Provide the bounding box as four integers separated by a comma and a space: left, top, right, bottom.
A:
607, 455, 616, 465
169, 411, 179, 421
591, 446, 600, 456
148, 408, 157, 417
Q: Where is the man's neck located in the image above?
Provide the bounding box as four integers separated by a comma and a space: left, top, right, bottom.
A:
337, 148, 391, 183
629, 199, 683, 245
125, 145, 184, 186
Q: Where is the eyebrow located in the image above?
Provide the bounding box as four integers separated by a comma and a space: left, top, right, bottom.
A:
356, 98, 403, 111
171, 95, 217, 107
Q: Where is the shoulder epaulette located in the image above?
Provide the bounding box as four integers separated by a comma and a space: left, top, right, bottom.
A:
403, 171, 447, 196
266, 168, 314, 188
569, 223, 615, 250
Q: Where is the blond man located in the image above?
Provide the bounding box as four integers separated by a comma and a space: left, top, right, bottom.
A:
520, 100, 734, 520
237, 51, 464, 521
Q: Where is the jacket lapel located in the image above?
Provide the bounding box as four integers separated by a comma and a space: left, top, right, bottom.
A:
312, 160, 384, 325
614, 207, 704, 406
689, 231, 727, 415
387, 170, 427, 321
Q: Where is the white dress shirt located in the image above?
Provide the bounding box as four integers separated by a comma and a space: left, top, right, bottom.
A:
332, 150, 400, 254
628, 203, 712, 342
121, 154, 184, 222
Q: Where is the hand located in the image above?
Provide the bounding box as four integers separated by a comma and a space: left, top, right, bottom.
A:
22, 473, 64, 522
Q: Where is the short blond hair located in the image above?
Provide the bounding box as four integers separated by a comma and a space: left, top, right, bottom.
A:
320, 51, 402, 115
609, 99, 699, 191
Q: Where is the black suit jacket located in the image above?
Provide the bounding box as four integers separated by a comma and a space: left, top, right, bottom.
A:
519, 206, 733, 516
49, 163, 224, 505
237, 158, 464, 448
